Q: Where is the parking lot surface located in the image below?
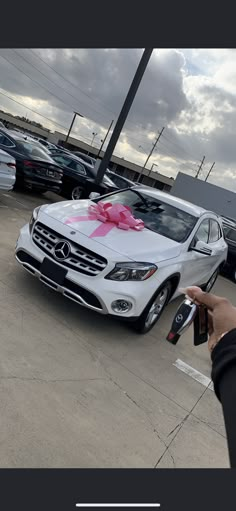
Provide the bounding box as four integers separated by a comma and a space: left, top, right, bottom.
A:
0, 189, 233, 468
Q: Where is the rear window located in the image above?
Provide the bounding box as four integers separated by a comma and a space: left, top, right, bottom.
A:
18, 141, 53, 161
97, 189, 197, 242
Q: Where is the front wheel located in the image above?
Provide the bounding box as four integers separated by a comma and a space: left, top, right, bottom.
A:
132, 281, 172, 334
231, 266, 236, 283
71, 185, 85, 200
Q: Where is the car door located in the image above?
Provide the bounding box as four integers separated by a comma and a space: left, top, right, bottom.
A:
0, 150, 16, 190
179, 218, 213, 288
208, 219, 227, 269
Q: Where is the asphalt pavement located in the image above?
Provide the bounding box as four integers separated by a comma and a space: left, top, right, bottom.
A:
0, 189, 233, 467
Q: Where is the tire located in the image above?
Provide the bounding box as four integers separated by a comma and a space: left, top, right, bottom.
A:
132, 281, 172, 334
231, 266, 236, 283
71, 185, 85, 200
202, 268, 219, 292
31, 189, 46, 195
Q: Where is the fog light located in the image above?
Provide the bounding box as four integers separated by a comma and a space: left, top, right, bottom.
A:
111, 299, 132, 313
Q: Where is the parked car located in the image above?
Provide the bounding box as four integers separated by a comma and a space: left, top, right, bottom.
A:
48, 147, 72, 157
15, 188, 227, 333
0, 149, 16, 191
221, 216, 236, 281
51, 152, 117, 200
106, 169, 140, 189
72, 151, 97, 166
0, 129, 63, 194
7, 131, 51, 154
29, 136, 57, 151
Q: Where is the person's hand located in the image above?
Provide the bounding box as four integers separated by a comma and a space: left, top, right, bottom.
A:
184, 286, 236, 352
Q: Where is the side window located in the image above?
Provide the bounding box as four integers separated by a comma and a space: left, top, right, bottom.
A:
209, 220, 221, 243
68, 160, 87, 175
193, 219, 210, 244
0, 135, 14, 147
53, 155, 71, 166
225, 227, 236, 244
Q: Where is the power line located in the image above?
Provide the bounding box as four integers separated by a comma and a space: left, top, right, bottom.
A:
0, 89, 70, 132
0, 53, 83, 117
13, 49, 112, 124
29, 49, 116, 118
162, 131, 201, 162
29, 49, 158, 133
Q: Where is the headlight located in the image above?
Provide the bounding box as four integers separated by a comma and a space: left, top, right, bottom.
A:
106, 262, 157, 281
29, 206, 41, 233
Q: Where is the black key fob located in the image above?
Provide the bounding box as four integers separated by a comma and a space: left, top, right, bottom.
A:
193, 306, 208, 345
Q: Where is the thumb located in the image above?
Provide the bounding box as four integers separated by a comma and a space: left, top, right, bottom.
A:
185, 287, 226, 312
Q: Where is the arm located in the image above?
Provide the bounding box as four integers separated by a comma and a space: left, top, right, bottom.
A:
211, 329, 236, 468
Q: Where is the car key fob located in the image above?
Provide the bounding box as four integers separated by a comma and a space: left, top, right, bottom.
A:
166, 299, 198, 344
193, 306, 208, 345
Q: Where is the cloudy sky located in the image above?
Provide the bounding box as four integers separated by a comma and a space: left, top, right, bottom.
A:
0, 48, 236, 190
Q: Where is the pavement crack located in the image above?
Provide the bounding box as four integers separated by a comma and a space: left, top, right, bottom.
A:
106, 372, 168, 453
167, 419, 186, 438
0, 376, 107, 384
154, 384, 210, 468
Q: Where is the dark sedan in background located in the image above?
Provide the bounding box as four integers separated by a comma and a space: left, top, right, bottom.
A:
221, 216, 236, 282
0, 130, 63, 194
51, 152, 118, 200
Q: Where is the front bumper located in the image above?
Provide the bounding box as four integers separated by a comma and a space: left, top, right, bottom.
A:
15, 224, 160, 318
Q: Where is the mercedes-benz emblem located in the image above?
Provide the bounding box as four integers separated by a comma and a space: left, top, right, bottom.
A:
176, 314, 183, 324
53, 240, 71, 261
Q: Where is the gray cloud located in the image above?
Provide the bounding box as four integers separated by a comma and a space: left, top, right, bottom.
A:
0, 48, 236, 190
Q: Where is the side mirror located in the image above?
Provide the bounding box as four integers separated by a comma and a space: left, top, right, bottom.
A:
190, 240, 212, 255
89, 191, 100, 200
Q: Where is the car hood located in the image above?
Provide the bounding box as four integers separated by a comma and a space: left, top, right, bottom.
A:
41, 200, 181, 263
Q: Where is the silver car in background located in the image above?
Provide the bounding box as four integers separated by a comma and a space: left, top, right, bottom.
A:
0, 149, 16, 191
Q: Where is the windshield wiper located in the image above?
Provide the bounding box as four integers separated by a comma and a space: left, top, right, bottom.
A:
129, 188, 150, 207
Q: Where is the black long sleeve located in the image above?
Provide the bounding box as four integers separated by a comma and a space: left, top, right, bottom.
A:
211, 328, 236, 468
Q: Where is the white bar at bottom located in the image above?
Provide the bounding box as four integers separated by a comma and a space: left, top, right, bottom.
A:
76, 505, 161, 508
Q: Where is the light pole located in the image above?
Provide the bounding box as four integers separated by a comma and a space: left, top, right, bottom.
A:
91, 132, 98, 147
97, 120, 114, 158
65, 111, 84, 146
95, 48, 153, 185
148, 162, 158, 177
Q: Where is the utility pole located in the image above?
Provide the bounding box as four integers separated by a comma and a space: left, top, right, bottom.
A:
195, 155, 205, 179
64, 111, 84, 146
137, 127, 164, 183
96, 48, 153, 184
97, 120, 114, 158
205, 162, 215, 182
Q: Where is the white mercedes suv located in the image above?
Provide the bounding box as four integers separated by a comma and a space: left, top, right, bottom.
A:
15, 187, 228, 333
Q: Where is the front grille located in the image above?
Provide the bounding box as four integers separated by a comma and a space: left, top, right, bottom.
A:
32, 222, 107, 277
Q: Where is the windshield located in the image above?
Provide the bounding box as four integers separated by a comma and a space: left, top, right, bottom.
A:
96, 189, 197, 242
18, 141, 54, 161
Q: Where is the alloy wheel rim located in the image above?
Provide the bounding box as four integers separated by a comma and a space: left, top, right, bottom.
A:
72, 186, 83, 200
145, 286, 169, 328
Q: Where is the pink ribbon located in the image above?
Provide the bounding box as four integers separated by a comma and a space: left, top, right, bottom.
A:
65, 202, 144, 238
